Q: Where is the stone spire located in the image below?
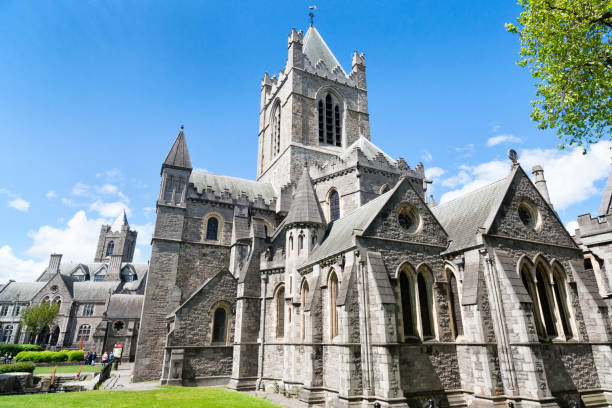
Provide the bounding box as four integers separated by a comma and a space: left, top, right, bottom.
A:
163, 125, 192, 171
110, 209, 129, 232
285, 164, 326, 226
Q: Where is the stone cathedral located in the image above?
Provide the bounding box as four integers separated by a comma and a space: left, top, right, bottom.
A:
133, 23, 612, 408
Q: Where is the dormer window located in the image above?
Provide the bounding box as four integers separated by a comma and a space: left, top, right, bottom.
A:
318, 93, 342, 147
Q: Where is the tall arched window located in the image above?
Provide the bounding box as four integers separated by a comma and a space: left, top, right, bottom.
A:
289, 235, 294, 252
175, 178, 185, 204
329, 190, 340, 221
301, 280, 309, 341
536, 265, 557, 337
106, 241, 114, 256
164, 176, 174, 202
52, 297, 61, 310
447, 270, 463, 339
275, 285, 285, 339
521, 266, 546, 338
317, 93, 342, 146
399, 271, 415, 337
271, 101, 281, 156
298, 234, 304, 254
552, 269, 573, 338
76, 324, 91, 342
329, 271, 339, 339
206, 217, 219, 241
212, 307, 228, 344
1, 325, 13, 344
418, 272, 434, 338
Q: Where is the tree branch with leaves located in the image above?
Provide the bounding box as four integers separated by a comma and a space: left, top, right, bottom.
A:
20, 302, 59, 338
506, 0, 612, 150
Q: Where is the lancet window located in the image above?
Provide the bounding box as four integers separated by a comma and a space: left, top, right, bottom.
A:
318, 93, 342, 147
398, 264, 436, 341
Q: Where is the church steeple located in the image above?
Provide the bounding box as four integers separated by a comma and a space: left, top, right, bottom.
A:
159, 126, 192, 208
94, 208, 137, 263
163, 125, 192, 172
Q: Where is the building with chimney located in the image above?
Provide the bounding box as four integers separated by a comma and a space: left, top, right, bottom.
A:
133, 22, 612, 408
0, 211, 147, 361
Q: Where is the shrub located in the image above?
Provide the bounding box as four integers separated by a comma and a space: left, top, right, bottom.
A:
15, 350, 69, 363
0, 362, 35, 374
68, 350, 85, 362
0, 343, 41, 356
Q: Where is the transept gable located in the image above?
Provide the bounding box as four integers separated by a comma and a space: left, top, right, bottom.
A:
362, 177, 448, 248
485, 166, 577, 249
172, 268, 236, 317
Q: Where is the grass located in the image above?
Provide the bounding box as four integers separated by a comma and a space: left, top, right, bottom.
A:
33, 365, 103, 374
0, 386, 283, 408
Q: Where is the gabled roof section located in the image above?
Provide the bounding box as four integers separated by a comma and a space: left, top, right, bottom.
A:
303, 26, 345, 74
73, 281, 118, 302
0, 282, 45, 302
163, 126, 192, 170
110, 209, 129, 232
431, 178, 508, 253
340, 137, 396, 164
285, 165, 326, 226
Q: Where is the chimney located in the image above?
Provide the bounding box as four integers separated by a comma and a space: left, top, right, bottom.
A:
532, 165, 552, 207
48, 254, 62, 275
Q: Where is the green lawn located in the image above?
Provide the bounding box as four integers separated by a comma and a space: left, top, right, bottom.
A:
33, 365, 103, 374
0, 386, 282, 408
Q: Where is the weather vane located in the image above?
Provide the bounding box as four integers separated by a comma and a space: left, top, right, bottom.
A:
309, 5, 316, 27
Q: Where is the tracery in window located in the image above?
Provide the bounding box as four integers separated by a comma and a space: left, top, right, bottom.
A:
206, 217, 219, 241
275, 285, 285, 339
317, 92, 342, 146
329, 190, 340, 222
329, 270, 339, 339
113, 320, 125, 332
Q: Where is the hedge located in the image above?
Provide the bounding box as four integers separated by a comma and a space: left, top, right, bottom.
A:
15, 350, 67, 363
0, 361, 35, 374
0, 344, 42, 356
68, 350, 84, 362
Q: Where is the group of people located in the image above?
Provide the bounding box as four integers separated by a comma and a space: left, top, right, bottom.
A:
83, 350, 97, 365
2, 353, 13, 364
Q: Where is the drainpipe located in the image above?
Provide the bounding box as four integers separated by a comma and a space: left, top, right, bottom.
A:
256, 273, 268, 390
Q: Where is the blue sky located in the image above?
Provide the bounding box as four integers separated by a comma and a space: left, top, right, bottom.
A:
0, 1, 610, 280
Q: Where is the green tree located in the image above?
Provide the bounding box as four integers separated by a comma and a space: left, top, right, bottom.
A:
506, 0, 611, 150
20, 302, 59, 340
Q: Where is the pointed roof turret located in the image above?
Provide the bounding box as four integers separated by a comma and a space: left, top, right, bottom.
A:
303, 26, 345, 74
285, 164, 326, 226
110, 209, 129, 232
163, 125, 192, 171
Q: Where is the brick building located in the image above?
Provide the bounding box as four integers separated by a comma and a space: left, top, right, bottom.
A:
134, 23, 612, 407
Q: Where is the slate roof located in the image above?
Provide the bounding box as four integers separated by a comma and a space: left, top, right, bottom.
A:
340, 137, 396, 164
73, 281, 119, 302
0, 282, 45, 302
431, 179, 507, 253
285, 166, 325, 226
163, 127, 192, 170
190, 171, 276, 202
301, 185, 395, 268
303, 26, 345, 74
106, 294, 144, 318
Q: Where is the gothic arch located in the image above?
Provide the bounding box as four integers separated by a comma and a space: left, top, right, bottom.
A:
394, 261, 416, 279
315, 86, 344, 147
327, 188, 340, 222
445, 266, 464, 340
379, 184, 391, 194
273, 284, 285, 339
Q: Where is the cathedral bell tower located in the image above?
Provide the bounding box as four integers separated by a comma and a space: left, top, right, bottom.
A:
256, 23, 370, 191
94, 209, 137, 263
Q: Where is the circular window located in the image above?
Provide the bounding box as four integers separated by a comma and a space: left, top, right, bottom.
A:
50, 285, 58, 293
518, 199, 539, 230
397, 203, 421, 234
113, 321, 125, 332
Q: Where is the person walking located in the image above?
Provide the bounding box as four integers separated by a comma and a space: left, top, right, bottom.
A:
109, 352, 114, 364
2, 353, 7, 364
91, 351, 97, 366
84, 351, 90, 365
101, 352, 108, 366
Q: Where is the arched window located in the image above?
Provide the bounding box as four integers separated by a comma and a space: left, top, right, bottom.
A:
76, 324, 91, 342
52, 297, 61, 310
164, 176, 174, 202
41, 296, 50, 305
329, 271, 339, 339
175, 178, 185, 204
418, 272, 434, 338
106, 241, 114, 256
50, 326, 60, 346
298, 234, 304, 253
399, 270, 415, 337
212, 307, 228, 344
301, 280, 309, 341
1, 325, 13, 344
536, 265, 557, 337
271, 102, 281, 156
447, 270, 463, 339
206, 217, 219, 241
275, 285, 285, 338
317, 93, 342, 146
289, 235, 294, 252
380, 184, 391, 194
521, 266, 546, 338
552, 268, 573, 339
329, 190, 340, 221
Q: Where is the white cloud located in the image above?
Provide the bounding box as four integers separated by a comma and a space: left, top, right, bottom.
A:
565, 220, 579, 236
71, 183, 90, 196
96, 184, 119, 195
132, 222, 154, 246
487, 133, 522, 147
0, 246, 47, 281
519, 141, 612, 210
491, 123, 501, 132
8, 198, 30, 212
46, 190, 57, 199
26, 210, 109, 262
455, 143, 474, 152
425, 167, 445, 180
89, 200, 131, 218
96, 168, 122, 181
440, 160, 509, 203
422, 150, 433, 162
